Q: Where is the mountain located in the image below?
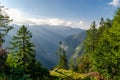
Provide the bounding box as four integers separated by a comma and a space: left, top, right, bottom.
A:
68, 33, 86, 66
64, 31, 86, 59
4, 24, 86, 68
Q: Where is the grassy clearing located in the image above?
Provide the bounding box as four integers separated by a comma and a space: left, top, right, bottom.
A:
50, 69, 87, 80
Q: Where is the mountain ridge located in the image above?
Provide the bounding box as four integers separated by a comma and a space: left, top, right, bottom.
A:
4, 24, 86, 68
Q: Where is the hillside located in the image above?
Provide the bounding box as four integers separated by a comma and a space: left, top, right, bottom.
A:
4, 24, 86, 68
64, 31, 86, 59
1, 1, 120, 80
50, 69, 96, 80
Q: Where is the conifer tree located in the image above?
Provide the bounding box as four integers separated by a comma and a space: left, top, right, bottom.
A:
59, 50, 68, 69
99, 17, 104, 26
10, 25, 35, 62
7, 25, 49, 79
0, 4, 12, 72
6, 25, 35, 77
98, 17, 105, 36
0, 5, 13, 46
94, 8, 120, 79
56, 41, 68, 69
76, 21, 97, 73
84, 21, 97, 54
97, 18, 112, 39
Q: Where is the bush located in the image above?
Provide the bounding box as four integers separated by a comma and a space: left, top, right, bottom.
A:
77, 54, 93, 73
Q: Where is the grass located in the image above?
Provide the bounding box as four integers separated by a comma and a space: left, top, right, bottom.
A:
50, 69, 87, 80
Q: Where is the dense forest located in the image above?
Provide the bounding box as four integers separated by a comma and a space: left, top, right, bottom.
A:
0, 4, 120, 80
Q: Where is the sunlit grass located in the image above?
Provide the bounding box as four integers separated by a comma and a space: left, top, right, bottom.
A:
50, 69, 86, 80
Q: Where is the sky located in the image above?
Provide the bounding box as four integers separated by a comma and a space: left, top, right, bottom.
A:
0, 0, 120, 29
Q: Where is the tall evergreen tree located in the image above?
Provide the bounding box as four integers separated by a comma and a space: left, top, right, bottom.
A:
98, 17, 105, 35
94, 8, 120, 79
56, 41, 68, 69
84, 21, 97, 54
0, 5, 13, 46
76, 21, 97, 73
99, 17, 104, 26
0, 4, 12, 72
6, 25, 35, 78
6, 25, 49, 79
59, 50, 68, 69
0, 48, 7, 72
10, 25, 35, 61
97, 18, 112, 39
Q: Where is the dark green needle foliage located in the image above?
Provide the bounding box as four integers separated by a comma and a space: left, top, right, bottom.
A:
93, 8, 120, 79
0, 4, 12, 73
0, 5, 13, 46
84, 21, 97, 54
76, 21, 97, 73
6, 25, 49, 80
56, 41, 68, 70
10, 25, 35, 61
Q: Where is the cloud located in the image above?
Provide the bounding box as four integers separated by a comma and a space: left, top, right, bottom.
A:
6, 8, 88, 29
108, 0, 120, 7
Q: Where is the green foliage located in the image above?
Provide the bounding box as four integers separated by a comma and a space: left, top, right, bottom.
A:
59, 52, 68, 69
93, 8, 120, 79
50, 69, 86, 80
0, 73, 12, 80
10, 25, 35, 59
76, 21, 97, 73
77, 54, 94, 73
84, 21, 97, 54
1, 3, 120, 80
28, 61, 49, 80
0, 5, 13, 46
1, 11, 52, 78
0, 48, 7, 72
6, 25, 35, 78
76, 11, 113, 80
69, 43, 84, 71
6, 25, 49, 80
97, 18, 112, 41
0, 4, 12, 73
69, 57, 77, 71
50, 69, 98, 80
56, 42, 68, 70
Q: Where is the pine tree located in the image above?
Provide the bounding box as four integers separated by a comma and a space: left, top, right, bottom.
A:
76, 21, 97, 73
56, 41, 68, 69
97, 17, 105, 36
59, 50, 68, 69
84, 21, 97, 54
97, 18, 112, 40
10, 25, 35, 62
94, 8, 120, 79
0, 4, 12, 72
6, 25, 35, 77
0, 5, 13, 46
99, 17, 104, 26
6, 25, 49, 79
0, 48, 7, 72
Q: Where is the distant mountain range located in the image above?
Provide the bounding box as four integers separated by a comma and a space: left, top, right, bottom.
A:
4, 24, 86, 69
64, 31, 86, 59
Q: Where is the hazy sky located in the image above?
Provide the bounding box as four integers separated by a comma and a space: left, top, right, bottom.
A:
0, 0, 119, 29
